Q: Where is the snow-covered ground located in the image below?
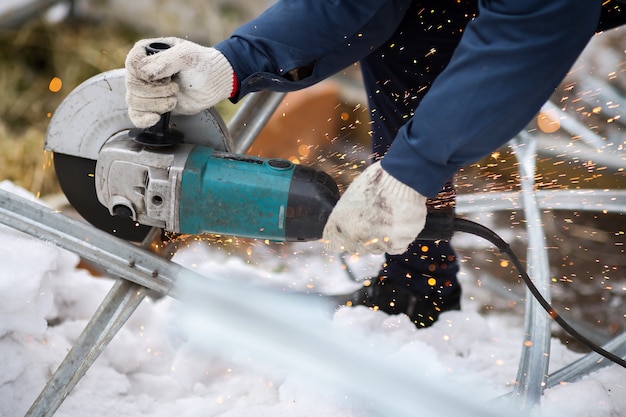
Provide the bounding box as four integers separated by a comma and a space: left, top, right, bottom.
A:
1, 180, 624, 417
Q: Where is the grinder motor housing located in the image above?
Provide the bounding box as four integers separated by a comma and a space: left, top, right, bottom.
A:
95, 136, 341, 242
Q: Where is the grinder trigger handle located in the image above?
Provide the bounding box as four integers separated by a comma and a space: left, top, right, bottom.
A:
129, 42, 184, 147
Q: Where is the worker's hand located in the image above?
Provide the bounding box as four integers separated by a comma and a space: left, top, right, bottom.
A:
323, 161, 427, 255
125, 37, 235, 128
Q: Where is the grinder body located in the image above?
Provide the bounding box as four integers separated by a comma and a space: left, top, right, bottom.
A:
95, 136, 340, 241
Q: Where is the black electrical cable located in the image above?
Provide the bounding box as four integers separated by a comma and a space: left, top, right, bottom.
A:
452, 217, 626, 369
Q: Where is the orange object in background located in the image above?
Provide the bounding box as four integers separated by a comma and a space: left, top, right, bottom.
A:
247, 80, 344, 163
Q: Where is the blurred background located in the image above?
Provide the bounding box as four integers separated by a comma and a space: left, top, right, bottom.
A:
0, 0, 624, 348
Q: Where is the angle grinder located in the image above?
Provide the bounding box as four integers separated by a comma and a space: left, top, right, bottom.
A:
45, 47, 339, 242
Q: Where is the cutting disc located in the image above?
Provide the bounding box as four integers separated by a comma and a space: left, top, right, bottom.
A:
46, 68, 233, 242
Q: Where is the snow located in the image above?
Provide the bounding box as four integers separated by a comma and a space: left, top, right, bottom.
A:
1, 180, 625, 417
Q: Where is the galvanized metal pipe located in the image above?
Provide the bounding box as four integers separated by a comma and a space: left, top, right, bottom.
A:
23, 225, 170, 417
456, 189, 626, 215
510, 132, 553, 413
228, 91, 286, 154
547, 331, 626, 387
24, 279, 150, 417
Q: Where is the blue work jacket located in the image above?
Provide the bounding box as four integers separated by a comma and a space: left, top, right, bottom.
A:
216, 0, 602, 197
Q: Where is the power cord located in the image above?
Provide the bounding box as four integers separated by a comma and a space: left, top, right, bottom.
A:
453, 217, 626, 369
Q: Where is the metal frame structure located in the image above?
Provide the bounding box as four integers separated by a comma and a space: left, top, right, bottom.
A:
456, 141, 626, 413
0, 80, 623, 416
456, 84, 626, 412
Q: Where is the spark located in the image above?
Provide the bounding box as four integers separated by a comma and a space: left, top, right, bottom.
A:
363, 238, 379, 246
48, 76, 62, 93
424, 48, 436, 58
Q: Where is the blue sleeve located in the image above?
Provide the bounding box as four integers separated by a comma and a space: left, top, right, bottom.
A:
215, 0, 414, 100
381, 0, 602, 197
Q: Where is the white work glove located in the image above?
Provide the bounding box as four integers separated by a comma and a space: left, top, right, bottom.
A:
323, 161, 427, 255
125, 37, 235, 128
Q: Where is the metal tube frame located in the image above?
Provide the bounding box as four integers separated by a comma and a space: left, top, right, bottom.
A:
20, 92, 285, 417
509, 132, 553, 412
2, 87, 624, 415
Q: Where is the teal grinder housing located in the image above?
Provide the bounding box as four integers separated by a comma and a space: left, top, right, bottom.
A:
179, 148, 340, 241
